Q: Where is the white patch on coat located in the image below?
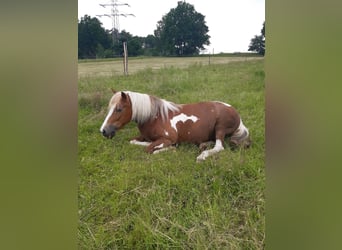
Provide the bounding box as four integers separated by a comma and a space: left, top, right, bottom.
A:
164, 130, 169, 136
170, 113, 199, 132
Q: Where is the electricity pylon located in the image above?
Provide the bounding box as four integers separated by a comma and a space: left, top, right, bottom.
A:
96, 0, 134, 43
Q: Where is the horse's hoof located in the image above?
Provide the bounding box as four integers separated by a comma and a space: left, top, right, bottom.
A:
196, 156, 205, 162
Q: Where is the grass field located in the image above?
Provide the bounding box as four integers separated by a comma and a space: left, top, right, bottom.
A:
78, 56, 263, 79
78, 57, 265, 249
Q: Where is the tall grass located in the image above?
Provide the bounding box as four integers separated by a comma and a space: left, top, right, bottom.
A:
78, 59, 265, 249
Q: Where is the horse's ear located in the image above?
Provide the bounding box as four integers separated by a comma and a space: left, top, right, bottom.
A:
121, 91, 127, 100
111, 88, 117, 94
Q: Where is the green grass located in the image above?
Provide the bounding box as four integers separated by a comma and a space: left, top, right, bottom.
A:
78, 59, 265, 249
78, 56, 263, 79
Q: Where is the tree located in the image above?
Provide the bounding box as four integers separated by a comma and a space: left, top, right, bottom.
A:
143, 35, 158, 56
112, 30, 143, 57
78, 15, 112, 59
248, 22, 265, 56
154, 1, 210, 56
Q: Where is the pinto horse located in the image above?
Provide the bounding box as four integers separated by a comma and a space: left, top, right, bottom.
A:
100, 90, 250, 162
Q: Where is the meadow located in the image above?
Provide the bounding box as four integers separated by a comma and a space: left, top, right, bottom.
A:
78, 57, 265, 249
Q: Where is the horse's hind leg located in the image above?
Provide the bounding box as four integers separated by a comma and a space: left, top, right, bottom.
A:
199, 141, 215, 152
229, 136, 251, 149
196, 138, 224, 162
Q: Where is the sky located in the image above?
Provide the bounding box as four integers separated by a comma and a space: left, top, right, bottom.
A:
78, 0, 265, 53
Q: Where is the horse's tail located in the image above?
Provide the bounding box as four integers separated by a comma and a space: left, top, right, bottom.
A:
230, 119, 251, 148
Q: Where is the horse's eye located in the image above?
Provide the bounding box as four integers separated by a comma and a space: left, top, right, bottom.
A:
115, 107, 122, 112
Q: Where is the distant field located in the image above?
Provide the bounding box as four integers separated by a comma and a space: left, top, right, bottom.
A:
78, 56, 263, 78
78, 58, 265, 249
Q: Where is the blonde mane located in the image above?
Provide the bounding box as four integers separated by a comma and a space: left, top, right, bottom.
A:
124, 91, 179, 124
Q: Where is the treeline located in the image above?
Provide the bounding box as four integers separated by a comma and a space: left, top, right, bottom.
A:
78, 15, 159, 59
78, 1, 210, 59
78, 1, 265, 59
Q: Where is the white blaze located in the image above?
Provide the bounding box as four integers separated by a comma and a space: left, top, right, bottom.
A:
170, 113, 199, 132
100, 106, 115, 132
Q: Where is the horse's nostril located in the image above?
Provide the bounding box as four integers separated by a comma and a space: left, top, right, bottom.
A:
102, 130, 106, 136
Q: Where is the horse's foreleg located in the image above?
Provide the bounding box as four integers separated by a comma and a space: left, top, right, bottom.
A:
196, 139, 224, 162
130, 135, 151, 146
152, 146, 176, 154
145, 138, 174, 154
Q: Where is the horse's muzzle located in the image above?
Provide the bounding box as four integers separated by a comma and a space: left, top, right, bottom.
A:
101, 125, 116, 139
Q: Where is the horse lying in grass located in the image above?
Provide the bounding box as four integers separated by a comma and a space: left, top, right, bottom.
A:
100, 90, 251, 162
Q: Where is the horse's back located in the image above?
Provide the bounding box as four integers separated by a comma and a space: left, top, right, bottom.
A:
171, 101, 241, 143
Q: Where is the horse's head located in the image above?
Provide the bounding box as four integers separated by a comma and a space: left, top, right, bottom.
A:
100, 90, 132, 139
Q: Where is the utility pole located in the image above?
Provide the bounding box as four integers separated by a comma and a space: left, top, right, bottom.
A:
123, 41, 128, 75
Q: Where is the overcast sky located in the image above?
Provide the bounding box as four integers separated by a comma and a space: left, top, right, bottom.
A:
78, 0, 265, 53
